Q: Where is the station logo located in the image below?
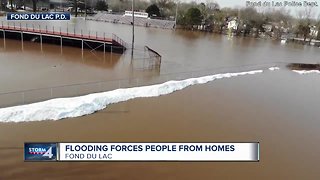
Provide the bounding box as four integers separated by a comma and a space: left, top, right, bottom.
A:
7, 13, 71, 21
24, 143, 57, 161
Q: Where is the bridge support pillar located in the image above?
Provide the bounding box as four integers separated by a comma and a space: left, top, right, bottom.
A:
3, 30, 5, 49
21, 31, 23, 51
40, 34, 42, 52
60, 36, 63, 54
103, 43, 106, 61
82, 39, 84, 59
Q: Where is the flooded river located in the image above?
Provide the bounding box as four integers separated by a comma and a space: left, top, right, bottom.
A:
1, 17, 320, 92
0, 18, 320, 179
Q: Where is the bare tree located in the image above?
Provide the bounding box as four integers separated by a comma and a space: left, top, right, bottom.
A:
10, 0, 13, 11
315, 13, 320, 40
157, 0, 174, 9
295, 8, 314, 42
206, 0, 219, 12
32, 0, 37, 12
109, 0, 130, 12
263, 8, 292, 39
156, 0, 175, 17
74, 0, 78, 17
0, 0, 6, 11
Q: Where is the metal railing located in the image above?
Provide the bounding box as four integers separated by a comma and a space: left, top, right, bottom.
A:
0, 62, 287, 108
112, 33, 127, 48
0, 21, 127, 46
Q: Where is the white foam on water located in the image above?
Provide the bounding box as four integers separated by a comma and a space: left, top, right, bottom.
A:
0, 70, 263, 123
292, 70, 320, 74
269, 67, 280, 71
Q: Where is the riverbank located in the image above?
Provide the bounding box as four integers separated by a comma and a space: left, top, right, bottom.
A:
85, 14, 320, 48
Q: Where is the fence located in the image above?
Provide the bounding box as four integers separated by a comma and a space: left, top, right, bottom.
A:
133, 46, 161, 70
0, 62, 287, 108
120, 44, 162, 71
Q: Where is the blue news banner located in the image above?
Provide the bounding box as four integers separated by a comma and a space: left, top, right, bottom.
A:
24, 142, 259, 162
7, 13, 70, 21
25, 143, 57, 161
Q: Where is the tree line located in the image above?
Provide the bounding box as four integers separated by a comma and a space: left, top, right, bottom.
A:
104, 0, 320, 41
142, 0, 320, 41
1, 0, 38, 12
2, 0, 319, 41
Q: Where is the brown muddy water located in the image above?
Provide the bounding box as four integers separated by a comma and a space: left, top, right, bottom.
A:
1, 70, 320, 179
1, 17, 320, 92
1, 18, 320, 179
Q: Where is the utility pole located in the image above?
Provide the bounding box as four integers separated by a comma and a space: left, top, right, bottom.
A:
175, 1, 178, 29
74, 0, 78, 17
131, 0, 135, 56
85, 0, 86, 20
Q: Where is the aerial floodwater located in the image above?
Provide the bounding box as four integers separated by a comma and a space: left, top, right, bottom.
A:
0, 17, 320, 179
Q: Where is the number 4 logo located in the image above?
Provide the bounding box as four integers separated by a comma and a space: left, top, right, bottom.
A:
43, 147, 53, 159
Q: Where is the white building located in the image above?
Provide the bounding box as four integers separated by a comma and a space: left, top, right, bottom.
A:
310, 26, 318, 37
227, 19, 238, 30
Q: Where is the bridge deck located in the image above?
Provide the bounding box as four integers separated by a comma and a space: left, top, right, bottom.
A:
0, 25, 114, 41
0, 24, 127, 53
